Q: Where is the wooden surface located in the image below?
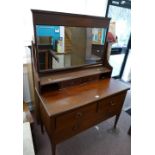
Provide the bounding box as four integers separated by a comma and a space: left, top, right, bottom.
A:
32, 9, 110, 28
40, 66, 111, 86
40, 78, 129, 116
30, 10, 129, 155
32, 9, 111, 74
35, 77, 130, 154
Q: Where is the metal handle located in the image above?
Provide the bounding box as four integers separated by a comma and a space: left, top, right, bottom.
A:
72, 124, 79, 131
110, 101, 115, 106
76, 112, 83, 118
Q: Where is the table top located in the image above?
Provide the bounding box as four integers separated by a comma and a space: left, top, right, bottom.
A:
39, 78, 130, 117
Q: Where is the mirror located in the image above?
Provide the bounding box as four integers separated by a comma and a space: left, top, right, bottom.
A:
36, 25, 107, 71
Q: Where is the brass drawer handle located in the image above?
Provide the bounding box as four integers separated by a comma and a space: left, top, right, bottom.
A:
72, 124, 79, 131
76, 112, 83, 118
110, 101, 115, 106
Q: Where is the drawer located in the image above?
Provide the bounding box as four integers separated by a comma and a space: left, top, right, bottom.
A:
54, 115, 97, 143
61, 75, 99, 89
55, 103, 97, 131
97, 99, 109, 119
81, 75, 99, 83
98, 92, 126, 118
61, 78, 81, 88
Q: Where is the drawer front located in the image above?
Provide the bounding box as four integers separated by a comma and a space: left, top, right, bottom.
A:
61, 78, 81, 88
97, 99, 109, 120
61, 75, 99, 89
56, 103, 97, 131
54, 114, 97, 143
98, 92, 126, 118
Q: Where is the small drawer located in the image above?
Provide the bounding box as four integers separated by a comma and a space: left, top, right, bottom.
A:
108, 93, 126, 116
98, 93, 126, 118
96, 99, 109, 121
61, 78, 81, 88
56, 103, 97, 131
87, 75, 99, 82
81, 75, 99, 84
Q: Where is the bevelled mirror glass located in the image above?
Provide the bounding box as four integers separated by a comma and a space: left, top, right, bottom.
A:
36, 25, 107, 71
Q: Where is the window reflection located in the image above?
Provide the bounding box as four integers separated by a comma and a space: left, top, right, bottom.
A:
108, 5, 131, 48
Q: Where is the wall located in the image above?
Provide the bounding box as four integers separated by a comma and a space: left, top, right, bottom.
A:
23, 65, 31, 103
23, 47, 35, 108
36, 25, 60, 47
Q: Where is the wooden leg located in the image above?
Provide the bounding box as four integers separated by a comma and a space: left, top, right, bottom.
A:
40, 118, 44, 134
51, 142, 56, 155
114, 113, 120, 129
128, 126, 131, 135
34, 91, 40, 124
37, 100, 44, 134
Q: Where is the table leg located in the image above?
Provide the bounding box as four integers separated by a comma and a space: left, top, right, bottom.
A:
51, 142, 56, 155
114, 113, 120, 129
128, 126, 131, 135
40, 117, 44, 134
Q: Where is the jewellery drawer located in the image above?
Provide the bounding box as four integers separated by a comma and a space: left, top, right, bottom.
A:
55, 103, 97, 131
61, 78, 81, 88
61, 75, 99, 89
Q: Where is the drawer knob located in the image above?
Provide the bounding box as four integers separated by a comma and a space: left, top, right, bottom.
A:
72, 124, 79, 131
76, 112, 83, 118
110, 101, 115, 106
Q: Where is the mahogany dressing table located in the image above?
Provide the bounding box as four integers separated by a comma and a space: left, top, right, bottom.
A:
31, 9, 130, 155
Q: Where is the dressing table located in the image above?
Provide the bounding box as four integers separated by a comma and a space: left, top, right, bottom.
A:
31, 9, 130, 155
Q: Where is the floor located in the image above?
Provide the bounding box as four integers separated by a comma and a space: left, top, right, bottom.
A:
31, 87, 131, 155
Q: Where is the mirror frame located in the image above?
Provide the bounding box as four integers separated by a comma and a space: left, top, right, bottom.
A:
31, 9, 111, 74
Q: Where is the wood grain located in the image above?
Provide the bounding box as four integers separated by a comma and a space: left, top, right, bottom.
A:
40, 78, 129, 116
40, 66, 111, 86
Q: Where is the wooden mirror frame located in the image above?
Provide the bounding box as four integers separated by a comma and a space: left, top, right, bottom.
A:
31, 9, 111, 74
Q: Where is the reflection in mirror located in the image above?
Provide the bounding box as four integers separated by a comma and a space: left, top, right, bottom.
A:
36, 25, 107, 71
